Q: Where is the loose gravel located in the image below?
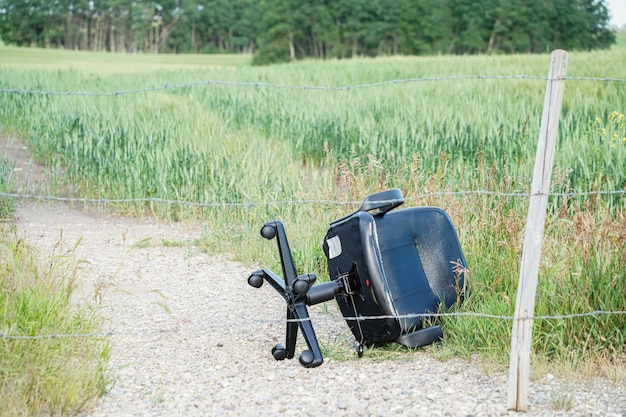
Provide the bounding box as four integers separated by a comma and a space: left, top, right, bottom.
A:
16, 201, 625, 417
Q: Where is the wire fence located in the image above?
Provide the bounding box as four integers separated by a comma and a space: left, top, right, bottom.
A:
2, 311, 625, 340
1, 190, 625, 208
1, 74, 625, 97
1, 71, 624, 342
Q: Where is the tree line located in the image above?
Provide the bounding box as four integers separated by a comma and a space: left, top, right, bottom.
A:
0, 0, 616, 64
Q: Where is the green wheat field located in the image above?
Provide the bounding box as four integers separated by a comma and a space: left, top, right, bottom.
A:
1, 33, 624, 390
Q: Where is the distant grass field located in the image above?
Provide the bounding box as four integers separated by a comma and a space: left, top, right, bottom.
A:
0, 39, 624, 377
0, 44, 250, 73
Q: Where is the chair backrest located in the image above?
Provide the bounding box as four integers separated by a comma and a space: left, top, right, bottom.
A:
324, 202, 466, 345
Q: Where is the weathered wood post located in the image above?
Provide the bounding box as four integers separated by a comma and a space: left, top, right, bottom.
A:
507, 49, 568, 412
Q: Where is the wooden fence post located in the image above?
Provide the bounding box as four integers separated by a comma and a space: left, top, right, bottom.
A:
506, 49, 568, 412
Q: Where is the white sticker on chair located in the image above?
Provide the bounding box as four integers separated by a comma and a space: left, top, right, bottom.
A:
327, 236, 342, 259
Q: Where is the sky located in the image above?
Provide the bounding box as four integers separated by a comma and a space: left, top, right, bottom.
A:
606, 0, 626, 28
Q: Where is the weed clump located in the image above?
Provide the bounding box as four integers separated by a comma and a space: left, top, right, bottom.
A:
0, 226, 111, 416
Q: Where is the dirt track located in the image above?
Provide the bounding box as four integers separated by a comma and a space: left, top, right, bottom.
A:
10, 201, 623, 417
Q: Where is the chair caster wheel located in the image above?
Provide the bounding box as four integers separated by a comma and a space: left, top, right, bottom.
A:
272, 344, 288, 361
299, 350, 314, 366
293, 279, 310, 294
260, 224, 276, 240
356, 343, 364, 358
248, 273, 263, 288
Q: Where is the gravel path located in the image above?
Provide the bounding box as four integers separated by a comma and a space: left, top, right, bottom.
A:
16, 201, 625, 417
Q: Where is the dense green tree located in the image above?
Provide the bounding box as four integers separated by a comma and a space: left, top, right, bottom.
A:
0, 0, 616, 59
252, 0, 299, 64
408, 0, 455, 54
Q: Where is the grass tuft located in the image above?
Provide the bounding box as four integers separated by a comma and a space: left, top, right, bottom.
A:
0, 225, 111, 416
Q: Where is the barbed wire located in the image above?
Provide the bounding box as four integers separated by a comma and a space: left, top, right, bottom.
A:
282, 309, 626, 323
0, 332, 113, 340
1, 72, 623, 343
1, 74, 625, 97
565, 76, 626, 82
1, 310, 623, 340
1, 190, 624, 208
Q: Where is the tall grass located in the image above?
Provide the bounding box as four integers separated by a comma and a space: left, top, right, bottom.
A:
0, 156, 16, 219
0, 225, 111, 416
311, 152, 625, 369
0, 43, 624, 374
1, 52, 624, 207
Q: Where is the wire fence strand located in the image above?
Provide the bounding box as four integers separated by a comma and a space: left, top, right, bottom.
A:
1, 74, 625, 97
1, 310, 624, 340
1, 190, 624, 208
283, 310, 626, 323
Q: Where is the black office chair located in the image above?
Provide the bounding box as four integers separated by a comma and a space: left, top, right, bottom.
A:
248, 189, 468, 368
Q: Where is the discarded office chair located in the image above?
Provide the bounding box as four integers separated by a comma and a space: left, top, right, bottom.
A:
248, 188, 467, 368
